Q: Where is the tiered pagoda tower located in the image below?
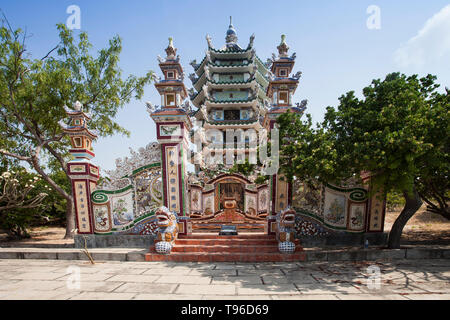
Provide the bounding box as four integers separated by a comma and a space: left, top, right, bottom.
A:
263, 34, 306, 218
62, 101, 100, 234
149, 38, 192, 235
189, 17, 270, 169
148, 20, 307, 233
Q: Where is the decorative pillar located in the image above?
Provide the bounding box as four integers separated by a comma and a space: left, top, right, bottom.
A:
149, 38, 192, 235
62, 101, 99, 234
263, 35, 306, 234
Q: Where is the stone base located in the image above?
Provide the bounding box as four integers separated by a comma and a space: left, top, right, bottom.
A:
74, 234, 155, 248
299, 232, 388, 247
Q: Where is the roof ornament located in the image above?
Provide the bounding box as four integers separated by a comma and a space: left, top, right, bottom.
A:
293, 71, 302, 80
187, 88, 196, 99
73, 101, 83, 111
295, 99, 308, 111
277, 34, 289, 57
206, 34, 213, 49
225, 16, 238, 45
145, 101, 159, 115
165, 37, 177, 59
188, 73, 197, 83
248, 33, 255, 49
271, 53, 277, 62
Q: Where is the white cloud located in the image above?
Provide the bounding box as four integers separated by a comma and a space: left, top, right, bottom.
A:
394, 5, 450, 68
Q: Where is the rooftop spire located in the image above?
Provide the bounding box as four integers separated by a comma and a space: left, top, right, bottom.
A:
225, 16, 238, 47
165, 36, 177, 59
277, 34, 289, 57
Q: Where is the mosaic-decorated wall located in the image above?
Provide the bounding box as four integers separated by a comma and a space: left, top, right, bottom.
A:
90, 143, 163, 236
291, 178, 385, 235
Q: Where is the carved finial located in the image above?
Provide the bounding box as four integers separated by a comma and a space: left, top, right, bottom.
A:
249, 33, 255, 48
73, 101, 83, 111
206, 34, 213, 49
165, 37, 177, 59
225, 17, 238, 45
277, 34, 289, 57
293, 71, 302, 80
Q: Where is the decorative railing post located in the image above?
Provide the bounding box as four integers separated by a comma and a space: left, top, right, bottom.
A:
62, 101, 99, 234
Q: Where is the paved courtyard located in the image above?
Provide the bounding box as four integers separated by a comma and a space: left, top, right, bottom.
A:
0, 258, 448, 300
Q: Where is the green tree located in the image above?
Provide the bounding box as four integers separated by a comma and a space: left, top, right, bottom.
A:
277, 73, 449, 248
322, 73, 449, 248
0, 20, 154, 238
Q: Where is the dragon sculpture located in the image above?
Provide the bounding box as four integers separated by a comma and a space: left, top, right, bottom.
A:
154, 206, 179, 254
276, 206, 297, 253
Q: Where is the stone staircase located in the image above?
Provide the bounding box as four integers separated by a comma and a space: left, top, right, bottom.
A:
145, 233, 305, 262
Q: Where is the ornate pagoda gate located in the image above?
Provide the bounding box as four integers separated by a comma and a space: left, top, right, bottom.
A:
64, 23, 386, 248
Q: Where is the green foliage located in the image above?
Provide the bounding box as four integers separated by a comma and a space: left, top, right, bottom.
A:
277, 72, 449, 247
322, 73, 448, 196
277, 112, 338, 184
229, 159, 255, 177
0, 20, 155, 237
386, 191, 406, 211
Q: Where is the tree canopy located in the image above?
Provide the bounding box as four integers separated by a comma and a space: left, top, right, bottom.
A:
0, 20, 154, 238
277, 72, 449, 248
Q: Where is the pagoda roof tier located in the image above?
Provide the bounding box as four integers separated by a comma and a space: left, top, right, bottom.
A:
64, 105, 92, 120
192, 56, 207, 75
266, 78, 299, 97
63, 126, 98, 140
206, 62, 255, 73
203, 120, 262, 131
159, 59, 184, 74
263, 106, 305, 128
150, 107, 189, 116
191, 79, 266, 108
155, 80, 188, 98
270, 57, 295, 74
192, 70, 207, 91
209, 46, 254, 55
192, 67, 269, 95
268, 106, 306, 114
204, 97, 260, 110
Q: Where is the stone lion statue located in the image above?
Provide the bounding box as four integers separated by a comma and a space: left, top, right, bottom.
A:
276, 206, 297, 253
154, 206, 179, 254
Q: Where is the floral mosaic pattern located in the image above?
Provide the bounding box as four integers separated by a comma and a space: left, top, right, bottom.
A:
111, 193, 134, 226
323, 192, 346, 227
93, 204, 111, 232
295, 215, 329, 237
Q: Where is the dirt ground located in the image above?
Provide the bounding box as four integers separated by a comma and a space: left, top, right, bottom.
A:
384, 204, 450, 245
0, 205, 449, 246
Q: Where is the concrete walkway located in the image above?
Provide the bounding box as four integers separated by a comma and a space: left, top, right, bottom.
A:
0, 258, 449, 300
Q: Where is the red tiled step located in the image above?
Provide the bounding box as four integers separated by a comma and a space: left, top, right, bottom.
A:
174, 239, 280, 246
179, 233, 273, 240
171, 245, 280, 253
144, 252, 306, 262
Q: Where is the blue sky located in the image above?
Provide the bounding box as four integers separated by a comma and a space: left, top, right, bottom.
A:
1, 0, 449, 172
